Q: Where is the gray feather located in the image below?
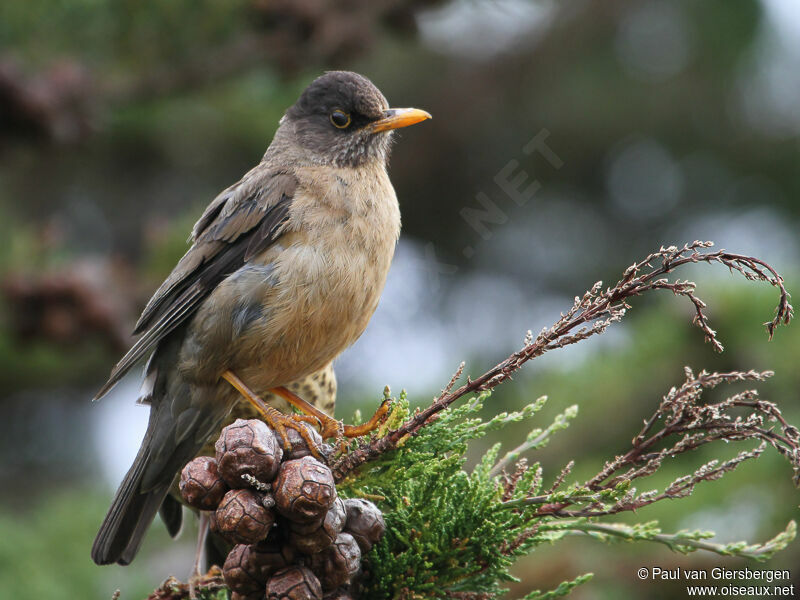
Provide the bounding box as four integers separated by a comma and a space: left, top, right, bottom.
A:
93, 171, 296, 401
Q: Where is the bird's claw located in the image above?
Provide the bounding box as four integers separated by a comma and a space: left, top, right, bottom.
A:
318, 416, 345, 440
341, 398, 391, 438
225, 374, 391, 461
269, 412, 327, 460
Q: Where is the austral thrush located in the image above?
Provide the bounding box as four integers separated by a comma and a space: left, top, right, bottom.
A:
91, 71, 430, 566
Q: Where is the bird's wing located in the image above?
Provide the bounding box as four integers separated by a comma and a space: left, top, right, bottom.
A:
94, 168, 297, 400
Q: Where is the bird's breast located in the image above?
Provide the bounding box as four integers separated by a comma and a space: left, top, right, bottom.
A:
215, 163, 400, 390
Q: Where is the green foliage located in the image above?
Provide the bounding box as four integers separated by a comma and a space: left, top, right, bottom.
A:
339, 392, 585, 599
522, 574, 595, 600
566, 520, 797, 562
337, 381, 797, 599
196, 589, 228, 600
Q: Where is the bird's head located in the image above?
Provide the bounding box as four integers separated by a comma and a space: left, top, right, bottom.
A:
281, 71, 431, 168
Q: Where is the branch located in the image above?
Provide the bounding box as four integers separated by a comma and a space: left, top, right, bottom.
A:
332, 241, 793, 481
494, 366, 800, 520
563, 520, 797, 562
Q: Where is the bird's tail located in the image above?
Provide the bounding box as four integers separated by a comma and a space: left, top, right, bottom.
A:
91, 439, 172, 565
92, 371, 231, 566
93, 376, 234, 566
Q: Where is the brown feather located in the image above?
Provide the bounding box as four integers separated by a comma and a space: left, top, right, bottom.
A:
93, 170, 296, 400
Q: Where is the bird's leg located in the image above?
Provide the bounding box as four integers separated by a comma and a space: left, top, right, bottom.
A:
269, 386, 342, 439
188, 512, 210, 599
342, 399, 392, 437
270, 386, 391, 440
220, 370, 324, 458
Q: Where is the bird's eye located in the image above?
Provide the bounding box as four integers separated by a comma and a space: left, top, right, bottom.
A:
330, 109, 351, 129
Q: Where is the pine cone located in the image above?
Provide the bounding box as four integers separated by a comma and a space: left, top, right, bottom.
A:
343, 498, 385, 553
214, 488, 276, 544
274, 456, 337, 523
216, 418, 283, 488
322, 590, 354, 600
289, 497, 345, 554
309, 533, 361, 592
223, 544, 267, 596
231, 592, 264, 600
223, 541, 296, 594
178, 456, 228, 510
251, 539, 297, 580
274, 422, 330, 460
266, 565, 323, 599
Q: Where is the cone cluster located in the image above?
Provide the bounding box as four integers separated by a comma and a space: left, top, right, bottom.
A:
179, 418, 386, 600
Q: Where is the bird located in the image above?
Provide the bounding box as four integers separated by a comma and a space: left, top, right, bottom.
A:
91, 71, 430, 567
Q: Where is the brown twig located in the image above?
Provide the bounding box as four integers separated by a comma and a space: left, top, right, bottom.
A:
332, 241, 793, 482
145, 568, 226, 600
499, 367, 800, 518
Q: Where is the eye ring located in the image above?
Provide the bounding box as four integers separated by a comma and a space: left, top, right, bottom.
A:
330, 109, 351, 129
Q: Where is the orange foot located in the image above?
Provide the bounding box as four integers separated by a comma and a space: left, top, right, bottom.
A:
216, 370, 389, 458
270, 385, 391, 441
221, 371, 391, 458
221, 371, 324, 458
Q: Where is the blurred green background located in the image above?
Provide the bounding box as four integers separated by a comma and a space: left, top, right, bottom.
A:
1, 0, 799, 598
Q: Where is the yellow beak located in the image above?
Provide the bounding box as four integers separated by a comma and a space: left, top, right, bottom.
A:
367, 108, 432, 133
